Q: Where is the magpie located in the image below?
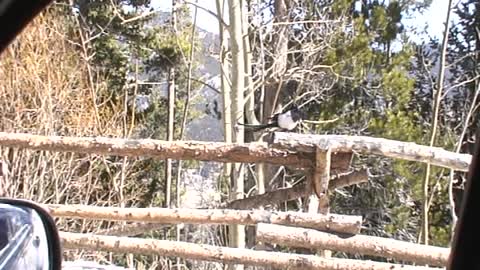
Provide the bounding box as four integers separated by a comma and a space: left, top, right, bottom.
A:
238, 106, 304, 132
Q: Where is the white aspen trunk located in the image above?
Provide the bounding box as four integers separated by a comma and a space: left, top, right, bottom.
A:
421, 0, 453, 245
165, 0, 177, 209
228, 1, 246, 268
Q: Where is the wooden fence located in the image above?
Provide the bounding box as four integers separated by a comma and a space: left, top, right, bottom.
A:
0, 131, 467, 269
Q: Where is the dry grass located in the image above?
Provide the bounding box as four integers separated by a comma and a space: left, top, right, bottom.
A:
0, 9, 164, 268
0, 6, 227, 269
0, 14, 95, 134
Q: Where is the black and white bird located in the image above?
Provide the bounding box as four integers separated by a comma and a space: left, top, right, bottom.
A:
239, 106, 304, 132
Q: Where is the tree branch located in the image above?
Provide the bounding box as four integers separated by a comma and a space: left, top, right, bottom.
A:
421, 0, 454, 245
223, 169, 368, 210
183, 0, 228, 29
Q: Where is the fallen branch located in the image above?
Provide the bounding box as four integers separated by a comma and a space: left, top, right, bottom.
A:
256, 223, 450, 267
272, 132, 472, 171
60, 232, 443, 270
46, 204, 362, 234
224, 169, 368, 209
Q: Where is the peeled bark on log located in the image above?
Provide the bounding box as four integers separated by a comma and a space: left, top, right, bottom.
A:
314, 147, 331, 214
0, 132, 313, 168
272, 132, 471, 171
46, 204, 362, 234
225, 169, 368, 210
226, 181, 307, 210
0, 132, 468, 171
256, 223, 450, 267
95, 223, 168, 237
60, 232, 443, 270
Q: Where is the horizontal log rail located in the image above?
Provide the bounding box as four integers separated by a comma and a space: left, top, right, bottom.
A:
256, 223, 450, 267
0, 132, 312, 168
0, 132, 471, 171
95, 223, 168, 237
272, 132, 472, 171
45, 204, 362, 234
60, 232, 443, 270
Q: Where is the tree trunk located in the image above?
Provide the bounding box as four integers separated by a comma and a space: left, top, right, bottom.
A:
260, 0, 290, 217
228, 1, 246, 268
421, 0, 453, 245
165, 67, 175, 208
216, 0, 233, 182
165, 0, 177, 209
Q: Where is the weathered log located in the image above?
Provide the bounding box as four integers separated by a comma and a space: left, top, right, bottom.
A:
95, 223, 168, 237
256, 223, 450, 267
272, 132, 472, 171
46, 204, 362, 234
60, 232, 443, 270
224, 170, 368, 210
0, 132, 468, 171
0, 132, 312, 168
313, 147, 332, 257
314, 147, 331, 213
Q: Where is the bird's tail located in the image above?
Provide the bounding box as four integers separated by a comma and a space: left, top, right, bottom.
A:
237, 122, 276, 132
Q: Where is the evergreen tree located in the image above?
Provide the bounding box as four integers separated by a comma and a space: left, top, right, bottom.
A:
251, 0, 439, 251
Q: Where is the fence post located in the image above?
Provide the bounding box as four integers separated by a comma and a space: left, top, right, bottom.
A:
308, 145, 332, 257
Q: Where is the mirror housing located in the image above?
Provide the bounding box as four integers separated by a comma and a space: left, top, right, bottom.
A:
0, 198, 62, 270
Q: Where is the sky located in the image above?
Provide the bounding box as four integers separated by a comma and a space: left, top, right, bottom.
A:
404, 0, 458, 42
152, 0, 218, 33
153, 0, 458, 40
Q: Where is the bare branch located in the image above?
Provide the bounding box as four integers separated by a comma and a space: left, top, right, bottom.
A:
421, 0, 454, 245
121, 10, 157, 24
183, 0, 228, 29
442, 74, 480, 99
449, 82, 480, 230
190, 77, 221, 93
303, 118, 340, 125
224, 169, 368, 210
270, 20, 341, 26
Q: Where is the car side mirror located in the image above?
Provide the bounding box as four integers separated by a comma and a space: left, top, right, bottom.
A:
0, 198, 61, 270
